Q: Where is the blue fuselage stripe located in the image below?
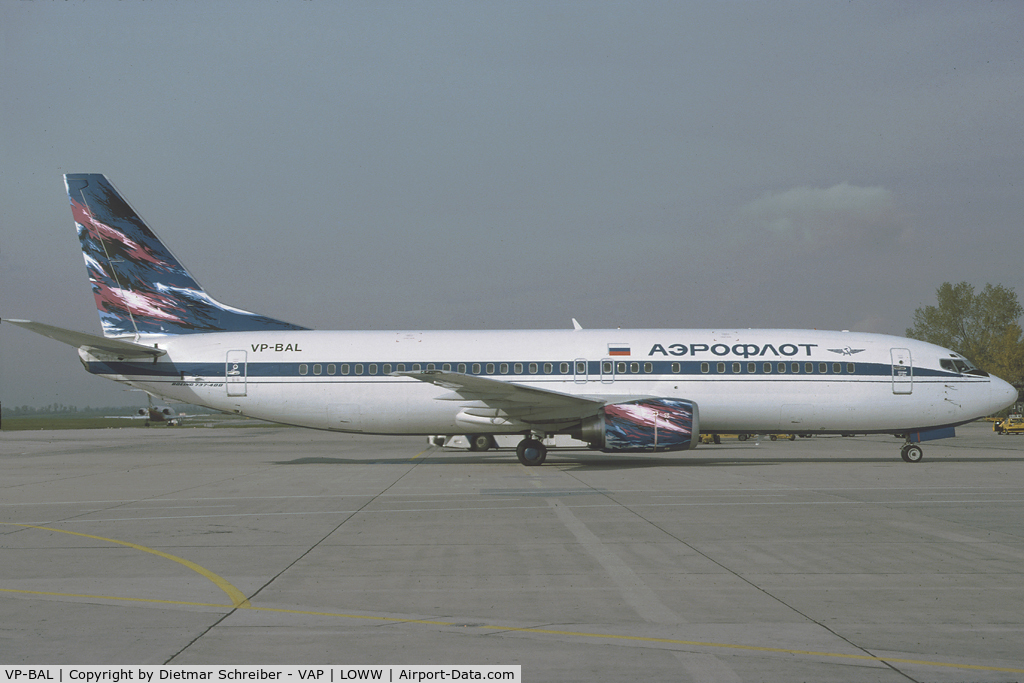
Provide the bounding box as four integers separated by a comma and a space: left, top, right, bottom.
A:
83, 359, 968, 381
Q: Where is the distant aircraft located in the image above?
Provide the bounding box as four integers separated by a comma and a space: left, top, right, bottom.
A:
118, 393, 192, 426
3, 174, 1017, 464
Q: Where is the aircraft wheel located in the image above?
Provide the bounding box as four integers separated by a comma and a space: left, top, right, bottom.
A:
713, 434, 721, 444
789, 434, 796, 441
769, 435, 778, 441
467, 434, 493, 452
516, 438, 547, 466
901, 444, 923, 463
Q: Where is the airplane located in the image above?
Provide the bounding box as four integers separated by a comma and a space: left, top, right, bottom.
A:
121, 393, 201, 426
3, 174, 1017, 465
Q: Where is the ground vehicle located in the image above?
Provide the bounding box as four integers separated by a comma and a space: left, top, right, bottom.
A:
993, 415, 1024, 435
699, 433, 797, 444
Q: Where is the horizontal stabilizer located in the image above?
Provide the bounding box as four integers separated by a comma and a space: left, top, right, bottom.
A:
2, 319, 166, 358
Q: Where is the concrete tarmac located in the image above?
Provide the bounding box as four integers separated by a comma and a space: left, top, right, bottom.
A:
1, 423, 1023, 681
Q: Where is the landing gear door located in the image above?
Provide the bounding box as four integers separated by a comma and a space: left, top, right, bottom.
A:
891, 348, 912, 394
226, 350, 247, 397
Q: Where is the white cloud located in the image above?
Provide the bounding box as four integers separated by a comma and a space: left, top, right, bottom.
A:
737, 182, 895, 245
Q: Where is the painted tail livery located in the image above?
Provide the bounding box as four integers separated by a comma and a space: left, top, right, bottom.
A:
4, 174, 1018, 465
67, 173, 305, 337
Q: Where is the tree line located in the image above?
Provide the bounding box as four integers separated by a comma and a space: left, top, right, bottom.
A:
0, 404, 141, 417
907, 282, 1024, 386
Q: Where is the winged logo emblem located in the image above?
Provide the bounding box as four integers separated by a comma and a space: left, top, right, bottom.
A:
828, 347, 866, 356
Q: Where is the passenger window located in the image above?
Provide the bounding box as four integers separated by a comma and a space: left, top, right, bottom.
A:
576, 361, 586, 374
818, 363, 827, 374
544, 363, 553, 374
671, 362, 680, 373
717, 362, 726, 373
442, 363, 451, 371
644, 362, 653, 373
382, 364, 392, 374
847, 363, 855, 373
747, 362, 756, 373
368, 364, 377, 375
602, 361, 612, 373
701, 362, 709, 373
832, 363, 841, 374
792, 363, 800, 373
616, 362, 626, 373
805, 362, 813, 373
732, 362, 741, 373
299, 364, 308, 376
427, 363, 435, 371
472, 363, 481, 374
457, 363, 466, 373
327, 364, 336, 375
764, 363, 772, 373
514, 363, 524, 374
630, 362, 639, 373
313, 364, 322, 375
355, 364, 364, 375
396, 364, 405, 372
777, 363, 786, 373
341, 364, 350, 375
500, 363, 509, 374
529, 363, 538, 373
486, 363, 495, 374
560, 362, 569, 374
413, 364, 422, 371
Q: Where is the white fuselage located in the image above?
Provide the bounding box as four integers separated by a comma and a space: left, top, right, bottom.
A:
79, 328, 1017, 438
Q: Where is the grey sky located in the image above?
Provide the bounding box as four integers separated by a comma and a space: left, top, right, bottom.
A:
2, 2, 1022, 408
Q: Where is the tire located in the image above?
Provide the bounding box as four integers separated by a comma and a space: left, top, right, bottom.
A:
901, 444, 923, 463
738, 434, 748, 442
467, 434, 493, 452
516, 438, 547, 466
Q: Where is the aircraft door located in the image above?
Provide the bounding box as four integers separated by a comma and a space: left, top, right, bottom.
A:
226, 350, 247, 396
891, 348, 912, 394
601, 358, 615, 384
574, 358, 588, 384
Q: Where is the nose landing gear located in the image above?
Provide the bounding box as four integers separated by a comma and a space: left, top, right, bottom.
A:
900, 443, 923, 463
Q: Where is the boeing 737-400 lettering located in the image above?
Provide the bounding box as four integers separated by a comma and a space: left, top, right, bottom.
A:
4, 174, 1017, 464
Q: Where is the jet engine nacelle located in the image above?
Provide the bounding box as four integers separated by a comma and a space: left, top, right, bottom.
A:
575, 398, 700, 452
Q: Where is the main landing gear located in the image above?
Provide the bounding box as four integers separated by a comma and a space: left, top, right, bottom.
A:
900, 442, 924, 463
516, 437, 547, 466
466, 434, 494, 452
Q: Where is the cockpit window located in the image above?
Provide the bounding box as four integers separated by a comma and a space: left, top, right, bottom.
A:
941, 356, 989, 377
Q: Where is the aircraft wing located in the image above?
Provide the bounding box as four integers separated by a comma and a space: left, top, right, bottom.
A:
398, 370, 611, 424
2, 319, 166, 359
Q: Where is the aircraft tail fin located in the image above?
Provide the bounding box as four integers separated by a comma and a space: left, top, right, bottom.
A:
65, 173, 306, 337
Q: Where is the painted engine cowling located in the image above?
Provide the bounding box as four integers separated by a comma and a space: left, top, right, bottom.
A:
576, 398, 700, 452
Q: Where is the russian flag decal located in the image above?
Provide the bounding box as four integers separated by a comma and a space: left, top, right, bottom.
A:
608, 344, 630, 356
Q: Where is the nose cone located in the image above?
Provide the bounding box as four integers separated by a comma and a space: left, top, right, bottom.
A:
992, 376, 1019, 413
